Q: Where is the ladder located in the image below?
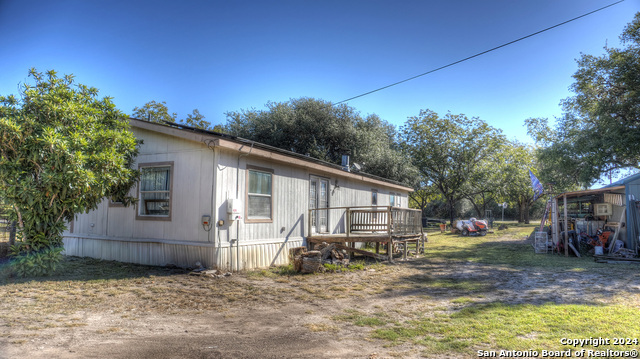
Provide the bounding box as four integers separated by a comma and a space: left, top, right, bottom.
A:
539, 199, 552, 233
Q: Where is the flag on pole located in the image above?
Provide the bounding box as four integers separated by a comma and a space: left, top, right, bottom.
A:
529, 170, 544, 201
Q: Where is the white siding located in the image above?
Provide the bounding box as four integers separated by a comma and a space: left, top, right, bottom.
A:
64, 129, 411, 270
63, 236, 216, 268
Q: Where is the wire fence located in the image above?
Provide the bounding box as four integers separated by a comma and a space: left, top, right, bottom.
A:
0, 203, 13, 258
0, 203, 15, 244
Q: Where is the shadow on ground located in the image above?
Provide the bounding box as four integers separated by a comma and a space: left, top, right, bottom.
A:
369, 237, 640, 306
0, 255, 188, 285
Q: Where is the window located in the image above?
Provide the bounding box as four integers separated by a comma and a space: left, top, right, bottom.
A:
372, 190, 378, 206
247, 166, 273, 221
137, 162, 173, 220
390, 193, 396, 207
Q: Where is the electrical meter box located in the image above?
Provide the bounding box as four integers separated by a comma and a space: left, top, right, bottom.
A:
227, 198, 243, 221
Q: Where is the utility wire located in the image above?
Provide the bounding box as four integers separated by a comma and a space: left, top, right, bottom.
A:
332, 0, 625, 106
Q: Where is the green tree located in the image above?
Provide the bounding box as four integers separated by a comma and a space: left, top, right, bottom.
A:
132, 100, 177, 123
495, 142, 540, 224
211, 123, 226, 133
183, 109, 211, 130
133, 101, 214, 131
528, 13, 640, 187
525, 117, 586, 192
408, 183, 441, 218
0, 69, 139, 276
224, 97, 417, 184
461, 157, 501, 219
400, 109, 504, 226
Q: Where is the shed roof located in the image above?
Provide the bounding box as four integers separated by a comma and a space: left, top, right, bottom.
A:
554, 186, 625, 200
129, 118, 414, 192
552, 173, 640, 200
602, 172, 640, 188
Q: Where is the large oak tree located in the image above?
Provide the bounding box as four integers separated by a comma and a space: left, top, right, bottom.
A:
528, 13, 640, 187
400, 109, 504, 225
224, 97, 417, 184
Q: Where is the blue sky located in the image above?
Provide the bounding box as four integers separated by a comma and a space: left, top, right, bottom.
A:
0, 0, 637, 143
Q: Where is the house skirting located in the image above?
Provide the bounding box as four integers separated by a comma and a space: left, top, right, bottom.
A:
62, 235, 304, 270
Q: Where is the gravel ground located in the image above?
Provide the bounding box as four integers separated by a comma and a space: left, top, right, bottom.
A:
1, 229, 639, 359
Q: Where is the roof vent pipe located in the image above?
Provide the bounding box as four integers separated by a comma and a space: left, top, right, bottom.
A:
341, 154, 350, 172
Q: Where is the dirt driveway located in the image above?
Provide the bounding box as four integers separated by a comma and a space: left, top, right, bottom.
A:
2, 227, 639, 359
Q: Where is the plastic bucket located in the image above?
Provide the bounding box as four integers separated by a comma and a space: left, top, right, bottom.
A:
594, 246, 604, 255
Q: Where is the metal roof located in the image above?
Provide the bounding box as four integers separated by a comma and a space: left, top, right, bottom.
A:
602, 172, 640, 188
129, 118, 414, 190
554, 186, 625, 200
553, 173, 640, 199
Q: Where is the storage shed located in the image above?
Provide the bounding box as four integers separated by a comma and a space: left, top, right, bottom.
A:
549, 172, 640, 255
63, 119, 418, 270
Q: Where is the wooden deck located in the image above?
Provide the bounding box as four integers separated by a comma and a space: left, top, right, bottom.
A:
307, 232, 425, 262
306, 206, 425, 262
307, 233, 391, 243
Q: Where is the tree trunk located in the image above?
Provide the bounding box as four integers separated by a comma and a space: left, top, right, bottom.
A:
524, 202, 531, 224
448, 197, 456, 227
301, 256, 322, 273
481, 193, 491, 220
409, 192, 428, 218
518, 201, 525, 223
9, 221, 16, 246
466, 196, 483, 218
473, 201, 483, 218
289, 246, 307, 263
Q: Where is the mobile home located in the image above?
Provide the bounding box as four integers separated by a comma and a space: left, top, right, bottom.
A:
63, 119, 418, 270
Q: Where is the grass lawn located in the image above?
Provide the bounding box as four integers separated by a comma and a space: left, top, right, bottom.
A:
1, 221, 640, 358
336, 223, 640, 356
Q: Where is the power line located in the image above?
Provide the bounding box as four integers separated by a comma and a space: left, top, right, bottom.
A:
332, 0, 626, 106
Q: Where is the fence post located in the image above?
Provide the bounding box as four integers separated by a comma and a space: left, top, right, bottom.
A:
307, 209, 312, 250
9, 221, 16, 246
346, 208, 351, 238
387, 206, 392, 236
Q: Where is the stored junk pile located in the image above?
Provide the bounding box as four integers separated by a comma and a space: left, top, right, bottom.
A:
534, 184, 640, 262
290, 243, 349, 273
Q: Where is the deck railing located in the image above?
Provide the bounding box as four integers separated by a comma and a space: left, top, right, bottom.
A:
390, 207, 423, 235
307, 206, 422, 238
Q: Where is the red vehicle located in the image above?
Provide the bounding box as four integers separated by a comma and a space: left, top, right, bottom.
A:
457, 218, 488, 236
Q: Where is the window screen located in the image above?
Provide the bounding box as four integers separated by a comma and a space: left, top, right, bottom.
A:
248, 169, 272, 219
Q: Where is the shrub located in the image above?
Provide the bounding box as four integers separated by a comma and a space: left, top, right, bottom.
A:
0, 242, 9, 259
9, 245, 64, 277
